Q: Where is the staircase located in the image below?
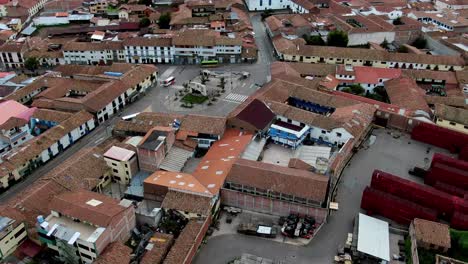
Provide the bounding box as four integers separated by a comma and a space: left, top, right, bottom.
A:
159, 147, 194, 172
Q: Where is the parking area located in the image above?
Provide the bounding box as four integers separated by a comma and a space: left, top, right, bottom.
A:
194, 128, 451, 264
211, 210, 313, 246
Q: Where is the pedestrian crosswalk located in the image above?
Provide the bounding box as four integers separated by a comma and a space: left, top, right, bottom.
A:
223, 93, 248, 103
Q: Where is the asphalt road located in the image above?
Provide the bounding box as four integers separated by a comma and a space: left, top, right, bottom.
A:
193, 128, 448, 264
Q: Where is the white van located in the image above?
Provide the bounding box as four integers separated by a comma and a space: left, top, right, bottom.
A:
163, 76, 175, 87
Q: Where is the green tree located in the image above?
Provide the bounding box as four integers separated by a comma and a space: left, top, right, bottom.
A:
25, 57, 39, 72
344, 84, 365, 95
158, 12, 171, 29
392, 17, 403, 25
327, 30, 348, 47
303, 35, 325, 46
412, 36, 427, 49
139, 17, 150, 27
380, 38, 389, 49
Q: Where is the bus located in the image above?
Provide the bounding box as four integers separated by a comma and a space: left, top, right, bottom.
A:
201, 60, 219, 67
121, 112, 141, 120
163, 76, 175, 87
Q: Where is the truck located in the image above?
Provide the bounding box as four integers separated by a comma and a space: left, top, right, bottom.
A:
237, 223, 277, 238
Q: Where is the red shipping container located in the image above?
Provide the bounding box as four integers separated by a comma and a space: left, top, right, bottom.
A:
451, 212, 468, 230
453, 197, 468, 215
426, 163, 468, 190
432, 153, 468, 171
361, 187, 438, 225
411, 122, 468, 153
433, 181, 468, 198
460, 145, 468, 162
371, 170, 455, 217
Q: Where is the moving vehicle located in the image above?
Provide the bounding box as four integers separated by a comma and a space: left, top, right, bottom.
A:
163, 76, 175, 87
201, 60, 218, 67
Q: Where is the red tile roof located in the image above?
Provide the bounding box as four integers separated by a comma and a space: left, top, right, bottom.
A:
49, 190, 129, 227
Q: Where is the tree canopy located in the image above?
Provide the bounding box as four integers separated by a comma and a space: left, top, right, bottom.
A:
303, 35, 325, 46
327, 30, 348, 47
25, 57, 39, 71
139, 17, 150, 28
158, 12, 171, 29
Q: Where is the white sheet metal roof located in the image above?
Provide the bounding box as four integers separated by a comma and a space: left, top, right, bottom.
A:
357, 213, 390, 261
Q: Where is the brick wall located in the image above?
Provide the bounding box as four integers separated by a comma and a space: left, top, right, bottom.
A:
183, 217, 211, 264
221, 190, 328, 223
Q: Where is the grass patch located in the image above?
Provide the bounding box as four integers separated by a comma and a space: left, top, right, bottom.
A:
181, 94, 208, 104
449, 229, 468, 262
405, 237, 413, 264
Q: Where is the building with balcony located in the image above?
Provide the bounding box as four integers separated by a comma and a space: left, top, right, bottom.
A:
0, 216, 27, 260
37, 190, 136, 264
123, 37, 174, 64
0, 100, 36, 156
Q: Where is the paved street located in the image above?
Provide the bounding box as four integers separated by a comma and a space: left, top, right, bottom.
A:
193, 128, 450, 264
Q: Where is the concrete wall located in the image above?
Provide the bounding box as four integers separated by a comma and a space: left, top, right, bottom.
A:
0, 223, 27, 259
436, 118, 468, 135
348, 32, 395, 46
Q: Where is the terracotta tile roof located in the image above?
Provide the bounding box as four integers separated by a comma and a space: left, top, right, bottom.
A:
140, 233, 174, 264
31, 109, 73, 123
163, 218, 206, 264
403, 69, 458, 85
123, 37, 172, 47
329, 103, 375, 138
173, 29, 217, 46
95, 242, 132, 264
266, 100, 340, 130
0, 41, 26, 53
288, 158, 314, 170
180, 114, 226, 136
53, 63, 136, 76
6, 179, 69, 237
3, 111, 93, 168
425, 96, 468, 109
286, 62, 336, 77
49, 190, 129, 227
145, 171, 211, 196
161, 190, 212, 216
435, 103, 468, 125
283, 45, 465, 66
413, 218, 451, 249
384, 76, 431, 114
42, 145, 110, 191
231, 99, 275, 130
0, 116, 28, 130
63, 41, 124, 51
227, 159, 329, 203
192, 131, 252, 194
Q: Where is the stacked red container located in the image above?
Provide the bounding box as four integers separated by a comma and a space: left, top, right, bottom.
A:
433, 181, 468, 198
451, 212, 468, 230
361, 187, 438, 225
371, 170, 455, 217
411, 122, 468, 152
426, 154, 468, 190
460, 145, 468, 162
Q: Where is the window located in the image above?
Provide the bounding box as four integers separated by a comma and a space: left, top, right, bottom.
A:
449, 122, 456, 126
321, 130, 326, 134
260, 0, 262, 6
336, 132, 342, 137
113, 169, 118, 173
464, 125, 468, 129
78, 244, 90, 251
